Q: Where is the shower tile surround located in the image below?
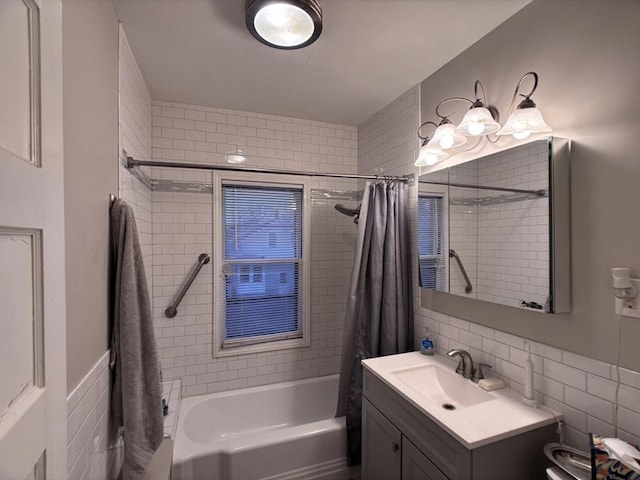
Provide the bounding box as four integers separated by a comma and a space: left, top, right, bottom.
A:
149, 101, 359, 396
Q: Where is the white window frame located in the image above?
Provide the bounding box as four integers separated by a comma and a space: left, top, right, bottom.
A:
212, 171, 311, 357
418, 183, 449, 291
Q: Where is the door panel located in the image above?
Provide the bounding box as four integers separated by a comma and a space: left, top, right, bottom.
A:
402, 437, 449, 480
362, 398, 402, 480
0, 0, 40, 165
0, 229, 43, 417
0, 0, 66, 478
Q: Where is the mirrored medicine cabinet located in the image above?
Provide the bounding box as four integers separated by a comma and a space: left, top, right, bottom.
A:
418, 137, 571, 314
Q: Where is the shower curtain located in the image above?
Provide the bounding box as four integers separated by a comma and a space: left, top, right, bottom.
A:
336, 179, 413, 466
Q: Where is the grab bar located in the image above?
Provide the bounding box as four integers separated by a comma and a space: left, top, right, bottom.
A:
165, 253, 210, 318
449, 249, 473, 294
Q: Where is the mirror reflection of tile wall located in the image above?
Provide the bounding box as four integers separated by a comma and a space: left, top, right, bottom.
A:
471, 141, 548, 308
418, 138, 570, 313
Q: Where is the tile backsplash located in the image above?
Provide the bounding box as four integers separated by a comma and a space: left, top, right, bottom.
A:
415, 308, 640, 451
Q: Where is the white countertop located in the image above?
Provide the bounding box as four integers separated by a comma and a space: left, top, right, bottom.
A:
362, 351, 560, 449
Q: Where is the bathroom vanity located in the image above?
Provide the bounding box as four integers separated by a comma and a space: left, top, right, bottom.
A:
361, 352, 559, 480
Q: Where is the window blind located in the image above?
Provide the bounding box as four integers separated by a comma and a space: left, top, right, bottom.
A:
221, 183, 303, 346
417, 195, 446, 290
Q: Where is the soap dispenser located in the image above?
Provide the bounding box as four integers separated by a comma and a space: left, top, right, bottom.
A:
522, 341, 538, 408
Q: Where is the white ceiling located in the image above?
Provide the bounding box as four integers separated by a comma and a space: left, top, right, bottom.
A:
113, 0, 531, 126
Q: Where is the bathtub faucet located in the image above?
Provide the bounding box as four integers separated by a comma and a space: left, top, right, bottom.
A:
447, 349, 475, 379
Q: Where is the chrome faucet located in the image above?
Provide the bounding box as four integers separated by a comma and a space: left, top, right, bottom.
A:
447, 349, 475, 379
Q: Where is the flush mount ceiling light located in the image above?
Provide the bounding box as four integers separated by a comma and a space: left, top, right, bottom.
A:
245, 0, 323, 49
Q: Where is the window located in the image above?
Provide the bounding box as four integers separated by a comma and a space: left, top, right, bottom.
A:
418, 195, 446, 290
214, 174, 310, 356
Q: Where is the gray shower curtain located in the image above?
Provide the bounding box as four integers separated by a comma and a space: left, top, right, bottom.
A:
336, 180, 413, 466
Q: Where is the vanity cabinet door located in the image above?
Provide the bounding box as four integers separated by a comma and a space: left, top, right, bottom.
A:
402, 437, 449, 480
362, 398, 402, 480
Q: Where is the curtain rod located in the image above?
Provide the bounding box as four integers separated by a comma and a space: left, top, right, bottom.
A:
126, 157, 411, 182
419, 179, 546, 197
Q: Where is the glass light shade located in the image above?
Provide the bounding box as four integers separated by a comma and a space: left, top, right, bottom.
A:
427, 123, 467, 149
254, 3, 315, 48
497, 107, 552, 138
414, 144, 449, 167
455, 107, 501, 137
226, 152, 247, 164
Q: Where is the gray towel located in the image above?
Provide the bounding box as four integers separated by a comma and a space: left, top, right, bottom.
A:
110, 199, 163, 480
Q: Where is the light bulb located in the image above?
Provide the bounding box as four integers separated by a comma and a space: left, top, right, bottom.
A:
425, 153, 440, 165
254, 3, 315, 47
467, 121, 485, 136
414, 144, 449, 167
512, 130, 531, 140
439, 134, 454, 149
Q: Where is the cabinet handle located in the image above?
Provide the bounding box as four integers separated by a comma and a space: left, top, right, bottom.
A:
392, 442, 399, 453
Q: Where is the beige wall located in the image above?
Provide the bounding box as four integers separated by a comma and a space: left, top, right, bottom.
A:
420, 0, 640, 370
63, 0, 119, 391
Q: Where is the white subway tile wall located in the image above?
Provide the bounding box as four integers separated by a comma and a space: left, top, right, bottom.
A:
417, 309, 640, 450
67, 352, 120, 480
150, 100, 359, 396
358, 86, 419, 179
118, 27, 153, 289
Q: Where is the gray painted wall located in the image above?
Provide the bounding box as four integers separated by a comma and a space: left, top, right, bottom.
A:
63, 0, 119, 392
420, 0, 640, 370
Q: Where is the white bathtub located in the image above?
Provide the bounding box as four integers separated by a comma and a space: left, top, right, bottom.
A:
172, 374, 357, 480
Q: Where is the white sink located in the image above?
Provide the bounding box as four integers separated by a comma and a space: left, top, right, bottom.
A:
363, 352, 560, 448
392, 364, 493, 408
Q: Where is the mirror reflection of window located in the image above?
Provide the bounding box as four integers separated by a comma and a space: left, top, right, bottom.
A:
418, 195, 446, 291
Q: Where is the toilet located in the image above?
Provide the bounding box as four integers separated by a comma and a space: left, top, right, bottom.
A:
546, 466, 578, 480
544, 443, 591, 480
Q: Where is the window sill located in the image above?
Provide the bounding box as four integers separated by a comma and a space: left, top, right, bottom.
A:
213, 336, 310, 358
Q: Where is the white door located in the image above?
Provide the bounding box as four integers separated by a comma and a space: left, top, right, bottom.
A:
0, 0, 67, 478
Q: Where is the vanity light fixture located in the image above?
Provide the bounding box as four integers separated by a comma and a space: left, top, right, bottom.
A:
455, 81, 501, 137
415, 72, 551, 166
245, 0, 323, 50
416, 121, 450, 167
497, 72, 552, 139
